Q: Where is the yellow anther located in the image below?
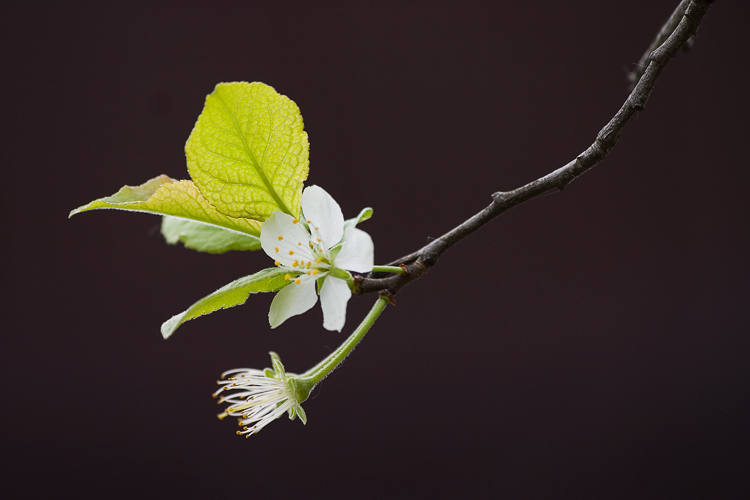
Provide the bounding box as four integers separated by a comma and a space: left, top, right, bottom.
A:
277, 236, 283, 241
274, 247, 279, 253
298, 242, 302, 246
289, 250, 294, 255
236, 430, 242, 435
316, 258, 322, 263
292, 261, 298, 268
212, 393, 218, 398
309, 242, 314, 248
317, 238, 321, 242
307, 271, 311, 275
315, 227, 319, 230
274, 261, 281, 266
307, 220, 311, 223
292, 219, 299, 224
295, 279, 301, 284
284, 274, 291, 280
312, 270, 319, 275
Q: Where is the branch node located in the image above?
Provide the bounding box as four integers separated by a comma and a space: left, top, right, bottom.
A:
492, 191, 509, 202
379, 290, 396, 306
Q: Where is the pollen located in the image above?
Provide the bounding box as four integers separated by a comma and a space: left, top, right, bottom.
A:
277, 236, 283, 241
289, 250, 294, 255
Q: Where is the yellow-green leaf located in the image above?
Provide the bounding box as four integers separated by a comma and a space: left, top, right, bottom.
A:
161, 216, 261, 253
161, 267, 290, 339
185, 82, 309, 221
69, 175, 262, 238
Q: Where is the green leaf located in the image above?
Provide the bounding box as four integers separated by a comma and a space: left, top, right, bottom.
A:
294, 404, 307, 425
186, 82, 309, 221
161, 216, 261, 253
161, 268, 290, 339
344, 207, 373, 231
70, 175, 262, 238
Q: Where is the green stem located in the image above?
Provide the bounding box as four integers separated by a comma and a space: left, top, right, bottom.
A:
294, 295, 389, 396
372, 265, 404, 275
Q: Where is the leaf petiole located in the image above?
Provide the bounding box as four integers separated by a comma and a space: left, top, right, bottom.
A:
371, 265, 405, 275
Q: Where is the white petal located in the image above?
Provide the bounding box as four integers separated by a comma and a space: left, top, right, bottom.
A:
268, 279, 318, 328
301, 186, 344, 248
260, 212, 315, 267
334, 227, 374, 273
320, 277, 352, 332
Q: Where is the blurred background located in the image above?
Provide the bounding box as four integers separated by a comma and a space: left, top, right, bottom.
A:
3, 1, 748, 498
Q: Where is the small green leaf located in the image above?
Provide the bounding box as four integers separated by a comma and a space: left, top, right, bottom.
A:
344, 207, 373, 231
161, 268, 289, 339
294, 404, 307, 425
186, 82, 309, 221
70, 175, 262, 238
269, 351, 285, 378
161, 216, 261, 253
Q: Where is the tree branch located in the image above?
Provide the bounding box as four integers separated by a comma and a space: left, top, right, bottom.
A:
355, 0, 714, 297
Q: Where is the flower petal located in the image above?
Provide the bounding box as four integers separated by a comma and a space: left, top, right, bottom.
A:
320, 277, 351, 332
301, 186, 344, 247
268, 279, 318, 328
260, 211, 315, 266
334, 227, 374, 273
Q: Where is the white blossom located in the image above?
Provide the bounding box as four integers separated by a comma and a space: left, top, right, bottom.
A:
260, 185, 374, 331
214, 362, 305, 437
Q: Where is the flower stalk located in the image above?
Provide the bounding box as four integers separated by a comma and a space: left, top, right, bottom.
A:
296, 294, 390, 392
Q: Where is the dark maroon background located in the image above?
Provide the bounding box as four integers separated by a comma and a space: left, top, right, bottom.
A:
3, 1, 749, 498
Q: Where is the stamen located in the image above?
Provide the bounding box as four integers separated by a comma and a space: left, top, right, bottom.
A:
312, 270, 319, 275
295, 279, 301, 284
292, 219, 299, 224
289, 250, 294, 255
275, 247, 279, 253
298, 242, 302, 246
316, 258, 322, 263
284, 274, 291, 280
292, 261, 298, 268
274, 261, 281, 266
277, 236, 283, 241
